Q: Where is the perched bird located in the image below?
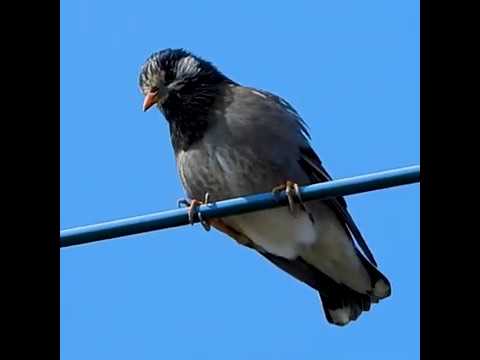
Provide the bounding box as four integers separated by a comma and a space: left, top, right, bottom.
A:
139, 48, 391, 326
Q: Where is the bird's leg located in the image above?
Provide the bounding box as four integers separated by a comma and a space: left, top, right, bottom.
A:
272, 180, 306, 215
178, 194, 253, 246
178, 193, 212, 231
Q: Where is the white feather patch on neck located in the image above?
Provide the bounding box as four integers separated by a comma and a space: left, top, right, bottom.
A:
175, 56, 201, 78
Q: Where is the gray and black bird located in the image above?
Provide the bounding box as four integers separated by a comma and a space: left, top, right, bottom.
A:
139, 48, 391, 326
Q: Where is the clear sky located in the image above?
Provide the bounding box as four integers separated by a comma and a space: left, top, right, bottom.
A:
61, 1, 419, 359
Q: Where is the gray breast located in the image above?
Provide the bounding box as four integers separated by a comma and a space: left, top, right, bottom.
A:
176, 136, 288, 202
175, 85, 311, 202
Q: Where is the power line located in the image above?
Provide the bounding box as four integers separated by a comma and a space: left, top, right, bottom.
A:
60, 165, 419, 248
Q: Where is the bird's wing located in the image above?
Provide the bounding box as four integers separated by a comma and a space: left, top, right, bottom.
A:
211, 86, 389, 325
251, 88, 377, 266
298, 146, 377, 266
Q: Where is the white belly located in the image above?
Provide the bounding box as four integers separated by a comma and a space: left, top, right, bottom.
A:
226, 207, 317, 259
225, 203, 372, 294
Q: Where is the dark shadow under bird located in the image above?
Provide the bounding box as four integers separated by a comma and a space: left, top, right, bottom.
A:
139, 48, 391, 326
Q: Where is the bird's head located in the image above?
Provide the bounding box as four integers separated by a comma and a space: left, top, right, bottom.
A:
139, 48, 230, 112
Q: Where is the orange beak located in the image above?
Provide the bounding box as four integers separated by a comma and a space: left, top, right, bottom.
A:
143, 91, 158, 112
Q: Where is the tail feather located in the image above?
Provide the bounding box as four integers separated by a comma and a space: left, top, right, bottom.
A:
355, 247, 391, 300
258, 250, 390, 326
309, 258, 377, 326
316, 251, 390, 326
318, 283, 373, 326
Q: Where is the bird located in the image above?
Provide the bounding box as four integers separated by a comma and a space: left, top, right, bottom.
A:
139, 48, 391, 326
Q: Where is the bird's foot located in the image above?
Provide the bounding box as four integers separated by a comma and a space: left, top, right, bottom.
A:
177, 193, 212, 231
178, 194, 253, 246
272, 180, 306, 215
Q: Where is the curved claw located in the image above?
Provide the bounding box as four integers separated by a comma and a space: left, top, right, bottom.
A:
285, 183, 295, 213
292, 183, 302, 203
187, 199, 202, 225
199, 192, 211, 231
177, 198, 191, 208
183, 193, 212, 232
198, 211, 211, 231
272, 181, 305, 215
292, 183, 306, 211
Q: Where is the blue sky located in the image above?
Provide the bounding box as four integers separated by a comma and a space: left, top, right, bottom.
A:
61, 1, 419, 359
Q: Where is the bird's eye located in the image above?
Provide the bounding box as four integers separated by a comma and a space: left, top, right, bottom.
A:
150, 86, 159, 93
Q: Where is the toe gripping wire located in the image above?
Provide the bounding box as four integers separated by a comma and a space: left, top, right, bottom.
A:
272, 181, 306, 215
177, 193, 211, 231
